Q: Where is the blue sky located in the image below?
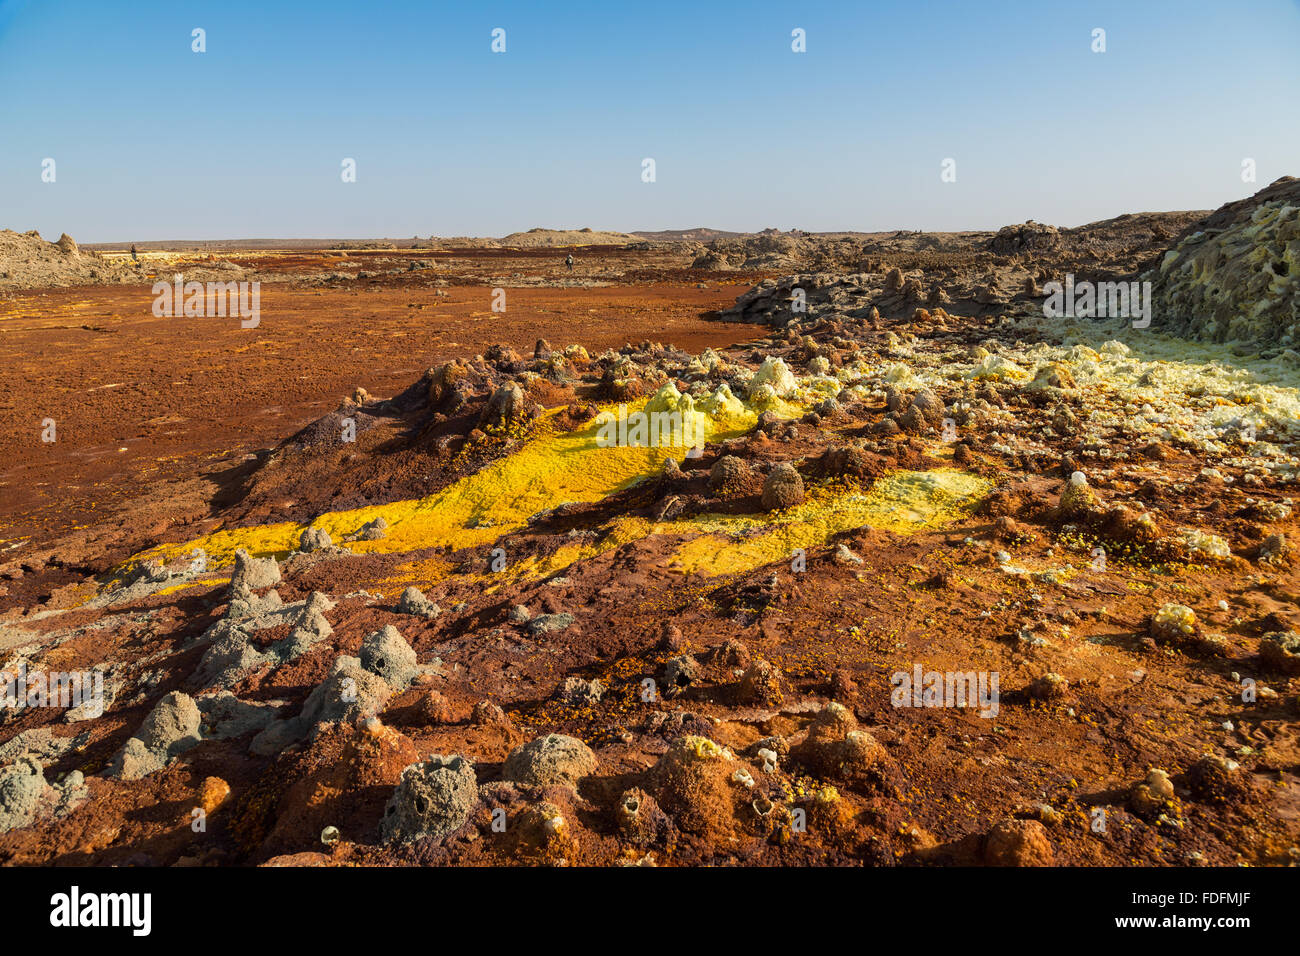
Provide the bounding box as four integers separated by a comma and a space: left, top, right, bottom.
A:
1, 0, 1297, 241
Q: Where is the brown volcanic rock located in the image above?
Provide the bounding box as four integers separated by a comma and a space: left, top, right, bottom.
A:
1175, 176, 1300, 237
478, 382, 536, 432
649, 736, 761, 841
761, 462, 804, 510
262, 721, 420, 856
426, 360, 474, 408
791, 703, 900, 794
983, 819, 1054, 866
988, 221, 1061, 256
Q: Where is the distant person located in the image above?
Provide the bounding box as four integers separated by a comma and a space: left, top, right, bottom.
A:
565, 253, 574, 272
130, 244, 138, 261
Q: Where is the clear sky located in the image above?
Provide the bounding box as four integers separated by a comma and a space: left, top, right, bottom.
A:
1, 0, 1297, 241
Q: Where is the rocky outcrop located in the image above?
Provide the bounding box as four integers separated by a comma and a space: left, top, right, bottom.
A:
1147, 177, 1300, 346
988, 221, 1061, 256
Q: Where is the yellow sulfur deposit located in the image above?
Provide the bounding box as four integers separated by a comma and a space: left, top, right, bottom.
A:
473, 517, 655, 592
447, 469, 992, 588
119, 383, 990, 592
1153, 603, 1197, 634
122, 394, 767, 576
665, 470, 992, 577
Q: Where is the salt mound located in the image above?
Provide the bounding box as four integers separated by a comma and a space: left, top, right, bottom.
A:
1148, 176, 1300, 347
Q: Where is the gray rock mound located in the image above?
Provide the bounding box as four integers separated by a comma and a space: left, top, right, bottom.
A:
478, 382, 534, 432
0, 727, 91, 767
528, 612, 574, 635
558, 677, 604, 705
192, 591, 334, 689
229, 548, 281, 595
380, 755, 478, 843
0, 757, 48, 832
298, 526, 333, 552
502, 733, 597, 788
345, 516, 388, 542
248, 653, 395, 756
226, 588, 284, 622
0, 755, 89, 834
396, 586, 441, 619
359, 625, 419, 689
107, 691, 203, 780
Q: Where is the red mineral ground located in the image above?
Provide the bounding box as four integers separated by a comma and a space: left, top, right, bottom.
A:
2, 200, 1298, 871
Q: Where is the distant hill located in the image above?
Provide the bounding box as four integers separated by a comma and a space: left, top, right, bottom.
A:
495, 228, 642, 247
631, 227, 750, 241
